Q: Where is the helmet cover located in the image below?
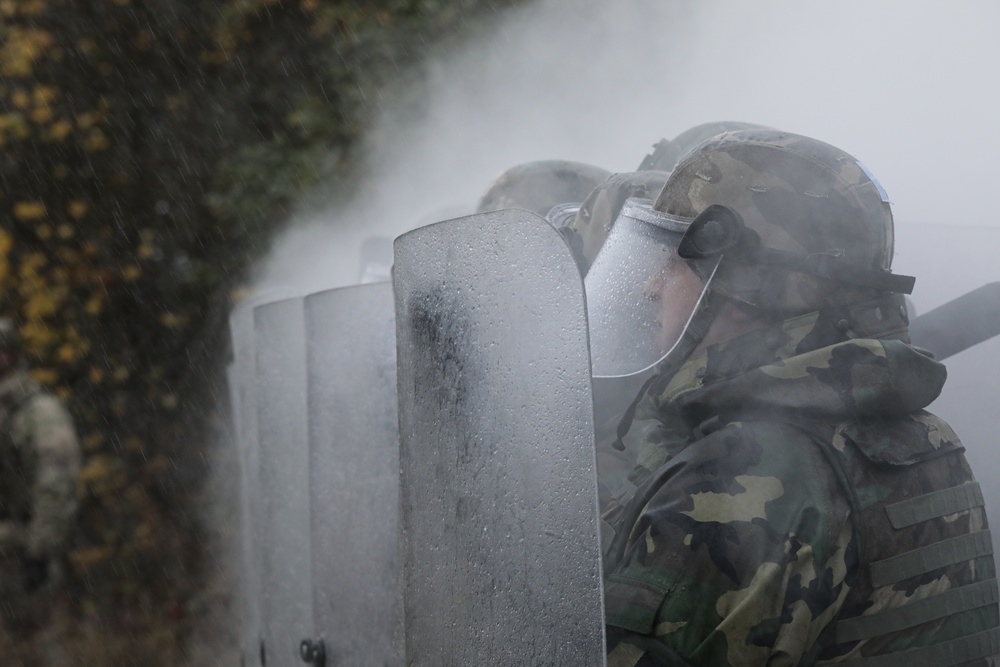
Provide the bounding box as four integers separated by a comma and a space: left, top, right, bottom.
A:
655, 129, 896, 315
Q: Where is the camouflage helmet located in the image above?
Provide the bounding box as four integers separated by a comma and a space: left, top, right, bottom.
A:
475, 160, 612, 217
575, 123, 770, 270
637, 121, 772, 172
655, 128, 912, 316
570, 170, 670, 271
585, 130, 914, 379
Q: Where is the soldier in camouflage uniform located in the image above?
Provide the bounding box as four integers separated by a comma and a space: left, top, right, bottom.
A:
585, 129, 999, 665
579, 124, 771, 512
569, 170, 671, 509
0, 318, 81, 629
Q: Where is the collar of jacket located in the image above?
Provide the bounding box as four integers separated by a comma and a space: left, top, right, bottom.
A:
648, 293, 944, 425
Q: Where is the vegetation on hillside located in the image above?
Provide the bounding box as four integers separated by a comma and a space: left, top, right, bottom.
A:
0, 1, 519, 662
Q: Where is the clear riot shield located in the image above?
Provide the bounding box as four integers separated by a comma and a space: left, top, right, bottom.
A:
394, 210, 606, 667
304, 283, 403, 666
895, 222, 1000, 557
254, 298, 313, 666
228, 290, 291, 667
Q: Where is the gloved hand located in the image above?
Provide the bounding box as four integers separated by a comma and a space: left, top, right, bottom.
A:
22, 555, 49, 592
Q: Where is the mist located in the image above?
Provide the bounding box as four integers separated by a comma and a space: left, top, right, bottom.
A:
260, 0, 1000, 295
230, 2, 1000, 660
257, 0, 1000, 477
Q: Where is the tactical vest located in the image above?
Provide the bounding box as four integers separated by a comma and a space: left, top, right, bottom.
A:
600, 411, 1000, 666
812, 414, 999, 665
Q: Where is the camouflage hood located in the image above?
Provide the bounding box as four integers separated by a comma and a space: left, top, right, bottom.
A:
600, 294, 993, 667
645, 293, 943, 426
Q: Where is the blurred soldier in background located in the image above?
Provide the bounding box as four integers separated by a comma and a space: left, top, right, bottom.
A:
587, 130, 998, 665
475, 159, 611, 219
637, 120, 771, 173
0, 317, 81, 633
475, 159, 611, 271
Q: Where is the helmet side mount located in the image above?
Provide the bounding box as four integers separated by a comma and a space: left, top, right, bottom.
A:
677, 204, 916, 296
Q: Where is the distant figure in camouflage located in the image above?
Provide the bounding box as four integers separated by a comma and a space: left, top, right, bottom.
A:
586, 130, 999, 665
576, 123, 770, 511
475, 159, 612, 273
636, 121, 772, 174
475, 159, 611, 219
0, 317, 81, 629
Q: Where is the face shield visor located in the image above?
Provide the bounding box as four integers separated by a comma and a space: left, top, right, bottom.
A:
584, 199, 724, 379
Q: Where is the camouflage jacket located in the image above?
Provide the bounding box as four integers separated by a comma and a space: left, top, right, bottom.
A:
0, 368, 81, 559
599, 295, 999, 666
